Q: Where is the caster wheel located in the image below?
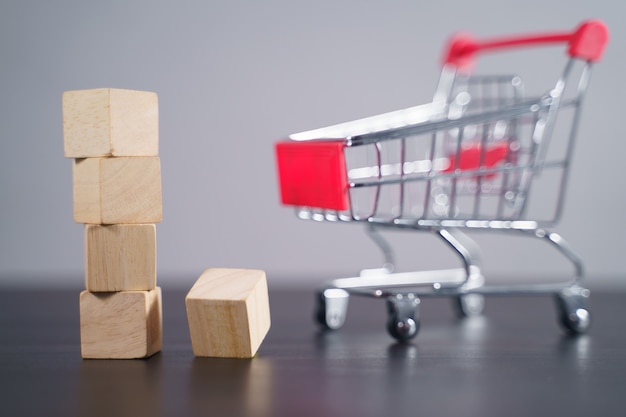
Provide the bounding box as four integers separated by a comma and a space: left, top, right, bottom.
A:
453, 293, 485, 318
560, 307, 591, 334
387, 317, 420, 342
315, 288, 350, 330
555, 286, 591, 334
386, 294, 420, 342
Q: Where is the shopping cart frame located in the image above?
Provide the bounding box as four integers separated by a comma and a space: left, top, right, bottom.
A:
275, 20, 609, 341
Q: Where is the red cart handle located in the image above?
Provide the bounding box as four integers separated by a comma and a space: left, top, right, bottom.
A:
443, 19, 609, 72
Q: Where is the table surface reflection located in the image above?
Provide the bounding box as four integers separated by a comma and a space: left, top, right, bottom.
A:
1, 285, 625, 416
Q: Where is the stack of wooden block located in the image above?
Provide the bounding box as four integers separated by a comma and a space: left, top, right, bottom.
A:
63, 88, 163, 359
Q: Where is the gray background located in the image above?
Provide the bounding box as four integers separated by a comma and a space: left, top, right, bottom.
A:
0, 1, 623, 289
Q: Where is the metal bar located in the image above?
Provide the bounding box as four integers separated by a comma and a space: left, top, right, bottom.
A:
330, 268, 467, 291
369, 141, 383, 218
398, 138, 407, 218
423, 132, 437, 218
552, 63, 592, 223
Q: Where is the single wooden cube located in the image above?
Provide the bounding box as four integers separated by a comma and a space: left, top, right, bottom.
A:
63, 88, 159, 158
85, 224, 156, 292
73, 156, 162, 224
185, 268, 271, 358
80, 287, 162, 359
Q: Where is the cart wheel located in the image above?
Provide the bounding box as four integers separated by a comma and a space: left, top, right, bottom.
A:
315, 288, 350, 330
453, 293, 485, 318
555, 286, 591, 334
386, 294, 420, 342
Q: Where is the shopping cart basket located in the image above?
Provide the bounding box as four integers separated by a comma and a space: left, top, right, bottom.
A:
275, 20, 609, 341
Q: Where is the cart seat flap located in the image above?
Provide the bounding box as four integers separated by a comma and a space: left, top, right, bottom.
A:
275, 140, 349, 211
288, 103, 439, 141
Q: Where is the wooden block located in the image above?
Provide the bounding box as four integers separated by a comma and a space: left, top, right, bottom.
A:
73, 156, 162, 224
63, 88, 158, 158
185, 268, 271, 358
80, 288, 162, 359
85, 224, 156, 292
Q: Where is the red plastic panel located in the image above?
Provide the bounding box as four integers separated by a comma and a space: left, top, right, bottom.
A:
275, 140, 349, 211
444, 141, 511, 178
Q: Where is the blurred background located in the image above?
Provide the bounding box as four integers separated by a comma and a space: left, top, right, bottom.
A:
0, 1, 623, 290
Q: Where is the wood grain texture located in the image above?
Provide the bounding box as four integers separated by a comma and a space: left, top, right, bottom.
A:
63, 88, 158, 158
85, 224, 156, 292
185, 268, 271, 358
80, 288, 162, 359
73, 157, 162, 224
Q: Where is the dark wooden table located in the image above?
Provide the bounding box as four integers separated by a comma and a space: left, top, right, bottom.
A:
1, 284, 625, 416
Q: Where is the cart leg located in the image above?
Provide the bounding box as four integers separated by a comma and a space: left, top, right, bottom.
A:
315, 288, 350, 330
554, 286, 591, 334
386, 294, 420, 342
528, 229, 585, 284
453, 293, 485, 317
522, 229, 589, 333
436, 228, 486, 317
365, 224, 395, 272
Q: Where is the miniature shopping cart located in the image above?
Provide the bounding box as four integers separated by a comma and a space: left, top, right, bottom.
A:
275, 20, 609, 341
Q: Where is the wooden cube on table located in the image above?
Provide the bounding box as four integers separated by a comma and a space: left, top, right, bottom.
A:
63, 88, 158, 158
85, 224, 157, 292
72, 156, 162, 224
185, 269, 271, 358
80, 288, 162, 359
